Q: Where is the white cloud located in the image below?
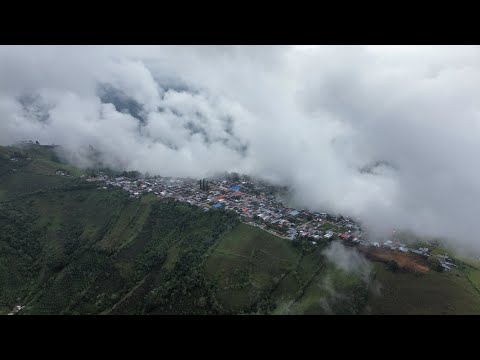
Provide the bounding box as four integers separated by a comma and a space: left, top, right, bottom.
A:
1, 45, 480, 252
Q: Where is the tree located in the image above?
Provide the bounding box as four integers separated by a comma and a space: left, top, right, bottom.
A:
428, 256, 443, 272
386, 260, 399, 272
121, 171, 140, 179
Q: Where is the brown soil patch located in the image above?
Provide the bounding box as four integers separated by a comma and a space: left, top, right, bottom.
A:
359, 246, 430, 273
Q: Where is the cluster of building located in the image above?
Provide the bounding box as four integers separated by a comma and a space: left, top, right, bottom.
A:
78, 172, 461, 271
436, 254, 458, 271
7, 305, 24, 315
55, 170, 71, 177
9, 157, 31, 162
83, 172, 364, 241
367, 239, 427, 254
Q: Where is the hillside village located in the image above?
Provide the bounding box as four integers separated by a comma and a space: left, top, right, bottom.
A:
0, 144, 464, 272
0, 145, 466, 315
82, 171, 457, 271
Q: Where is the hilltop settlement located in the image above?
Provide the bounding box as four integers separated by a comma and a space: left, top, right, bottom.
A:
80, 171, 456, 271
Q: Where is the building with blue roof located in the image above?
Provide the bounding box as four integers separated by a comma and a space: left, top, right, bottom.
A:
230, 185, 241, 192
212, 203, 222, 209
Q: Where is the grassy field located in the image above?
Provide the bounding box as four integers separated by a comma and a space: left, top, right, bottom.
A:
205, 222, 480, 315
462, 265, 480, 295
0, 306, 10, 315
205, 223, 371, 314
457, 255, 480, 270
214, 223, 298, 260
270, 244, 371, 315
363, 262, 480, 314
0, 154, 79, 202
205, 223, 300, 313
97, 199, 153, 252
269, 249, 326, 313
285, 267, 368, 315
162, 244, 182, 271
320, 222, 341, 232
33, 157, 84, 177
0, 169, 76, 200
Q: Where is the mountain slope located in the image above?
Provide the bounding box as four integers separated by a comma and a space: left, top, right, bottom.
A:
1, 144, 480, 315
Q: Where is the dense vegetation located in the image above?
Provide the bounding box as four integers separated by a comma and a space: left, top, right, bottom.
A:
0, 188, 240, 314
0, 145, 241, 314
2, 144, 480, 315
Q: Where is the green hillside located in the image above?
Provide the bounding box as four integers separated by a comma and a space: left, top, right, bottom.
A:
362, 262, 480, 314
2, 144, 480, 315
0, 188, 241, 314
204, 224, 371, 314
0, 144, 81, 202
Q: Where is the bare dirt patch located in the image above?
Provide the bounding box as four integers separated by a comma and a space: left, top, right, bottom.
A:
359, 246, 430, 273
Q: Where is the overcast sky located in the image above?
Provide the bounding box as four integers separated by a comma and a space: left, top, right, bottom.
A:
1, 45, 480, 252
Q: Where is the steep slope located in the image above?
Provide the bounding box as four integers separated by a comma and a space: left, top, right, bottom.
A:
0, 189, 241, 314
2, 144, 480, 315
0, 144, 81, 202
0, 144, 368, 315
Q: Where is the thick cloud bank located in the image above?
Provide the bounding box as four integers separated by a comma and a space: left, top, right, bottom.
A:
1, 45, 480, 251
